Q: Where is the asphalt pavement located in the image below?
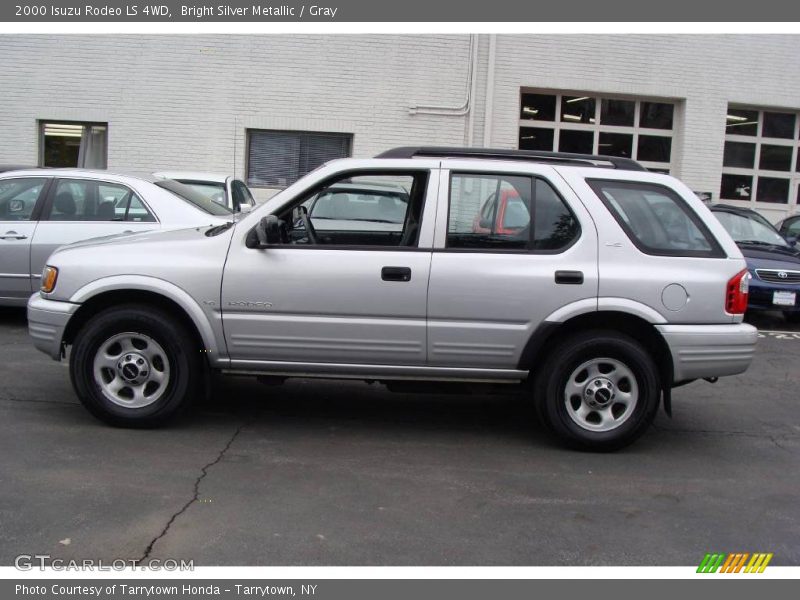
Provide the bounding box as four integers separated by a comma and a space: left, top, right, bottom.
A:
0, 307, 798, 566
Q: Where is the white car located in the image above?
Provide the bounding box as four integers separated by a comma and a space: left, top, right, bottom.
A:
0, 169, 231, 306
153, 171, 256, 213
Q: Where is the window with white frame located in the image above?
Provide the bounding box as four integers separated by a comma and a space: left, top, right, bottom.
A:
720, 106, 799, 207
518, 91, 675, 173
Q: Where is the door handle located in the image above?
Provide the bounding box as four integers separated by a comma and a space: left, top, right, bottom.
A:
555, 270, 584, 285
381, 266, 412, 282
0, 232, 27, 240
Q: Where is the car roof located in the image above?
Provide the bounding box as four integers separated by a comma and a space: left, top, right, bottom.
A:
0, 168, 161, 183
709, 203, 759, 214
153, 171, 229, 184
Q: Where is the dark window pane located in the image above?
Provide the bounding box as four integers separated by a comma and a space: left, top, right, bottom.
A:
637, 135, 672, 162
587, 180, 714, 255
762, 112, 795, 139
756, 177, 790, 204
648, 168, 670, 174
640, 102, 674, 130
561, 96, 596, 124
447, 173, 532, 250
558, 130, 594, 154
723, 141, 756, 168
0, 178, 46, 221
726, 109, 758, 136
759, 145, 793, 171
247, 130, 352, 187
598, 132, 633, 157
720, 174, 753, 200
520, 93, 556, 121
797, 150, 800, 172
600, 99, 635, 126
531, 179, 579, 251
518, 127, 554, 151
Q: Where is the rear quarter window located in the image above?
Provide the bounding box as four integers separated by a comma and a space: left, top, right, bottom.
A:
587, 179, 724, 258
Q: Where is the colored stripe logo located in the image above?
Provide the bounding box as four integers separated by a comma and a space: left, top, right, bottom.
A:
697, 552, 773, 573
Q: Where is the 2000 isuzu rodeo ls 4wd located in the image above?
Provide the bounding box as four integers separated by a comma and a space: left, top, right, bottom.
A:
27, 147, 758, 450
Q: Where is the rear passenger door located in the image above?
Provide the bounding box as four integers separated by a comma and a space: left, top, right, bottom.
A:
30, 178, 158, 278
427, 164, 598, 368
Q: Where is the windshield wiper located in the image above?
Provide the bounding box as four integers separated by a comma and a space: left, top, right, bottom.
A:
737, 239, 784, 247
349, 218, 400, 224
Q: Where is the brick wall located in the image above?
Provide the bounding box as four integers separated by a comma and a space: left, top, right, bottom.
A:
1, 34, 799, 217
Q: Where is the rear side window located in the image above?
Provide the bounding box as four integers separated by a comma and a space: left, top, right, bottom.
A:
47, 179, 155, 223
588, 179, 723, 257
447, 173, 579, 252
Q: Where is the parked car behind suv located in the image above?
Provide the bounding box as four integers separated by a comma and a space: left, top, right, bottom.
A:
0, 169, 231, 306
153, 171, 257, 213
710, 204, 800, 322
27, 148, 757, 451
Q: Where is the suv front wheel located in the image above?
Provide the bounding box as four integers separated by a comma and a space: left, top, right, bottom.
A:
70, 305, 201, 427
534, 330, 660, 451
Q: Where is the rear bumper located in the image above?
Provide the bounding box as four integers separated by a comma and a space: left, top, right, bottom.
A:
655, 323, 758, 382
27, 294, 79, 361
748, 279, 800, 312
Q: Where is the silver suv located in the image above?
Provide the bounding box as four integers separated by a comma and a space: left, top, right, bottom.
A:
27, 148, 758, 450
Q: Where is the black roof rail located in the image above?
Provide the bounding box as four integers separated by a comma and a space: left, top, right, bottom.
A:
375, 146, 647, 171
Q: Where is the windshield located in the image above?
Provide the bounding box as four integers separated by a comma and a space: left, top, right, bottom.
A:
309, 189, 408, 223
154, 180, 232, 217
714, 210, 788, 247
176, 180, 227, 207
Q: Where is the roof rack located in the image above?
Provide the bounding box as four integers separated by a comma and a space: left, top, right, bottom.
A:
375, 146, 647, 171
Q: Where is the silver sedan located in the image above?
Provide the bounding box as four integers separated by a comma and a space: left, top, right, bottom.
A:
0, 169, 232, 306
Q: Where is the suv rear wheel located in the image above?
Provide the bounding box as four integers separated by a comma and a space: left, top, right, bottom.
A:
69, 305, 201, 427
534, 330, 659, 451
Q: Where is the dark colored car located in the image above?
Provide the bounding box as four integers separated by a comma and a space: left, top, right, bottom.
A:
711, 204, 800, 322
776, 213, 800, 241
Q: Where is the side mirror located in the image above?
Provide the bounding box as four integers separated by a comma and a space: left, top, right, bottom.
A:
238, 203, 254, 214
787, 235, 798, 247
246, 216, 287, 248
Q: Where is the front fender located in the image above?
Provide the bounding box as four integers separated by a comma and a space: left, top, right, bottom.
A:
69, 275, 226, 363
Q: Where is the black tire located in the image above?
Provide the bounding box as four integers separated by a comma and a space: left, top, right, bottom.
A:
69, 304, 202, 427
533, 330, 660, 452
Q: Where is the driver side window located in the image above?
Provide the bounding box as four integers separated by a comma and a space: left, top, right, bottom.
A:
280, 171, 428, 247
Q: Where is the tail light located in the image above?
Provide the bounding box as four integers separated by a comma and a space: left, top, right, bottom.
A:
726, 268, 751, 314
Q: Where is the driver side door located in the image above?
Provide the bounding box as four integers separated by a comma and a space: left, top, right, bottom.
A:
221, 169, 438, 367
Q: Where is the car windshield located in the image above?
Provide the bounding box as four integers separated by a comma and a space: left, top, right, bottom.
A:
310, 189, 408, 223
177, 180, 227, 206
713, 210, 788, 247
154, 180, 232, 216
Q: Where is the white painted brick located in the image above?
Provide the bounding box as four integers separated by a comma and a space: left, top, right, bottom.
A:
1, 34, 799, 216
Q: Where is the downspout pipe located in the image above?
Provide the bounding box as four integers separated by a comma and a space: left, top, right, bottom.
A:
408, 34, 478, 122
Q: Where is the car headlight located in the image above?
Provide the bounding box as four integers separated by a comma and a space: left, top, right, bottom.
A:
41, 266, 58, 293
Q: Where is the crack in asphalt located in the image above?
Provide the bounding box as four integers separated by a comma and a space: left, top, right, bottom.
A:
0, 394, 77, 406
652, 422, 796, 452
138, 422, 247, 561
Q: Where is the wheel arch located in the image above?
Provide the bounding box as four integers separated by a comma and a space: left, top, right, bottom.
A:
519, 310, 674, 390
63, 278, 221, 362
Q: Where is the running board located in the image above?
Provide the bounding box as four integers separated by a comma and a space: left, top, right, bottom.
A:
222, 359, 528, 383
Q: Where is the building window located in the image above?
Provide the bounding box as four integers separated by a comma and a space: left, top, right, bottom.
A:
519, 91, 675, 173
720, 105, 800, 206
39, 121, 107, 169
246, 129, 353, 188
